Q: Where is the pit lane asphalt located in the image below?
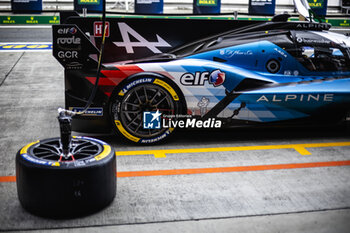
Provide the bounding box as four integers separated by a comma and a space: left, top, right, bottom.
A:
0, 51, 350, 232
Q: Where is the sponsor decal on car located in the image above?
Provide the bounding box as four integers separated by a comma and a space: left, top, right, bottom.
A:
69, 107, 103, 116
94, 21, 110, 37
273, 48, 287, 58
57, 36, 81, 45
57, 27, 77, 35
296, 23, 329, 30
56, 35, 82, 51
256, 94, 334, 102
114, 22, 171, 54
210, 70, 226, 87
219, 49, 253, 58
197, 97, 210, 116
296, 37, 330, 45
58, 50, 78, 59
283, 70, 299, 76
66, 62, 83, 70
180, 69, 225, 87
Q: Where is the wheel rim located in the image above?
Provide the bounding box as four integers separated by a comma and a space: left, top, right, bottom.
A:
30, 138, 103, 162
117, 84, 175, 138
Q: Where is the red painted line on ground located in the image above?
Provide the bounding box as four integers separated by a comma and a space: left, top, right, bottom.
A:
0, 176, 16, 182
117, 160, 350, 177
2, 160, 350, 182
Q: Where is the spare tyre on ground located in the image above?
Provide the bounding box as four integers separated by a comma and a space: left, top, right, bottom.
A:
16, 136, 116, 218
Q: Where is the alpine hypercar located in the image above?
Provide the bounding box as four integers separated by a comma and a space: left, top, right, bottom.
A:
53, 13, 350, 144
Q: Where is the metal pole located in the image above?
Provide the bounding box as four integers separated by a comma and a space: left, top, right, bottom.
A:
125, 0, 129, 12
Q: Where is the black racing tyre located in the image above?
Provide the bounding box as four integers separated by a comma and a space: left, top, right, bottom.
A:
16, 136, 116, 218
109, 74, 185, 144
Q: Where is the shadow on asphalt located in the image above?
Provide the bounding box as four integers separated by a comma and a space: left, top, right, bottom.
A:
92, 125, 349, 148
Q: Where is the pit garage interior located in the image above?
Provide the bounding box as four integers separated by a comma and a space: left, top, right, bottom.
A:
1, 0, 350, 232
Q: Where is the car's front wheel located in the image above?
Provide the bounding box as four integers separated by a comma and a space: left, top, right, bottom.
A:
109, 75, 184, 144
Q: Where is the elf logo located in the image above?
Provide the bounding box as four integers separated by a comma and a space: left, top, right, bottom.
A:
57, 27, 77, 35
180, 70, 226, 87
114, 23, 171, 54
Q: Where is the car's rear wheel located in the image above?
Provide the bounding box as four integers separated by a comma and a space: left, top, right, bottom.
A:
110, 75, 184, 144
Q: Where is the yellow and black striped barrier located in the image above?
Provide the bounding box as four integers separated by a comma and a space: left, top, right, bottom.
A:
0, 43, 52, 51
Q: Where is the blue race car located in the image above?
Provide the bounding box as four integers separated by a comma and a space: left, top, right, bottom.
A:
53, 13, 350, 144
